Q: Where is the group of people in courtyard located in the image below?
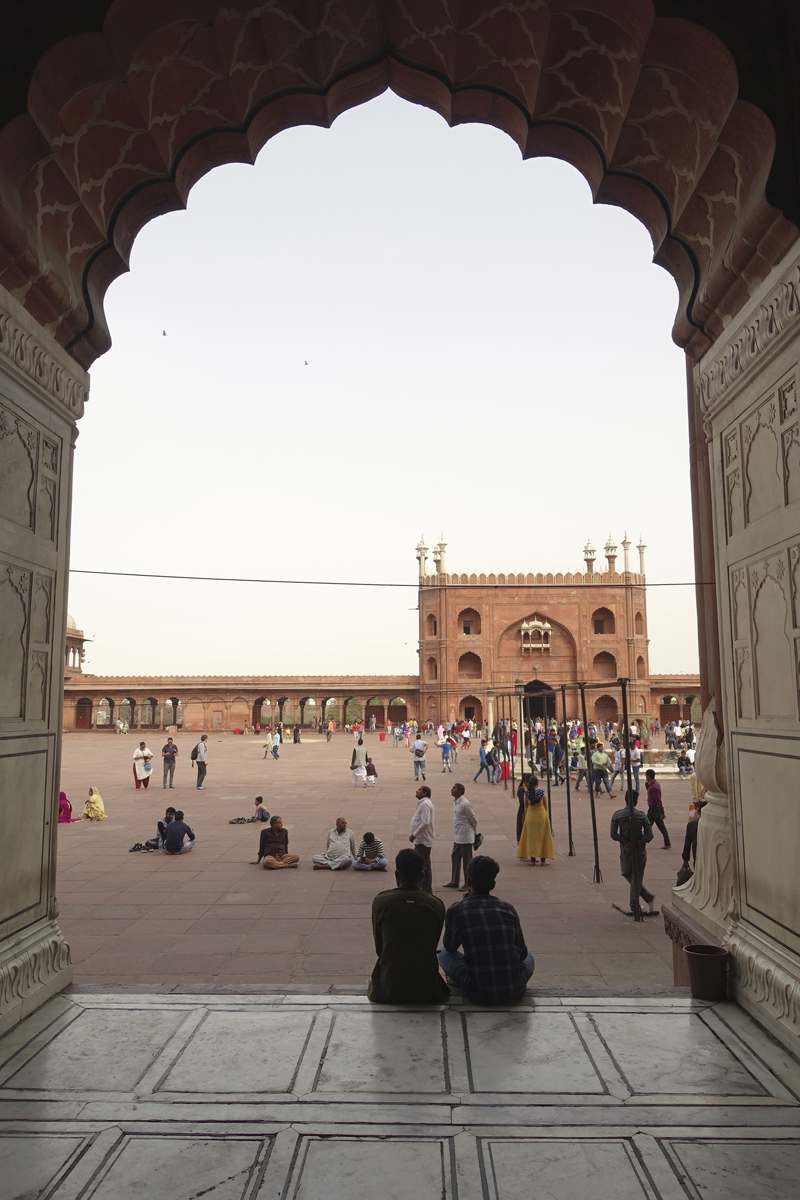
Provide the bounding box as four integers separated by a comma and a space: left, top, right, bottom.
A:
60, 706, 708, 995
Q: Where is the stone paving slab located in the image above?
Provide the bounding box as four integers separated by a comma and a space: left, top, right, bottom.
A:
57, 732, 689, 991
2, 994, 800, 1198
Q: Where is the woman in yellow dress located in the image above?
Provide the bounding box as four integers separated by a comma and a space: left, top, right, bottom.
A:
516, 777, 555, 865
83, 786, 107, 821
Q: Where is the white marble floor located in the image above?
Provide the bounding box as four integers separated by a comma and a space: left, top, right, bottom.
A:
2, 993, 800, 1199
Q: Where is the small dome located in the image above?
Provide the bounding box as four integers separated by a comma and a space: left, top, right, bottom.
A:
66, 613, 77, 631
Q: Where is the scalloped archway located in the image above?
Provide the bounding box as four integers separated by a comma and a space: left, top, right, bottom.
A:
0, 0, 795, 368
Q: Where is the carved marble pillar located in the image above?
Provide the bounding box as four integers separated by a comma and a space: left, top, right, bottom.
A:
0, 284, 85, 1034
664, 241, 800, 1053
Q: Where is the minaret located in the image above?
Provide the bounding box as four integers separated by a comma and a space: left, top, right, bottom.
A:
637, 535, 646, 577
415, 535, 428, 580
604, 533, 617, 574
583, 537, 596, 574
434, 534, 447, 576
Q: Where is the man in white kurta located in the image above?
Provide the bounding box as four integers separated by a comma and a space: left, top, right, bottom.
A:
133, 742, 154, 790
312, 818, 357, 870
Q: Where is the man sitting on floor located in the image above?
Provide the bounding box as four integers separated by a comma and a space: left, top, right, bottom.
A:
312, 817, 357, 870
368, 848, 450, 1004
353, 831, 387, 871
162, 809, 196, 855
250, 814, 300, 869
438, 855, 534, 1003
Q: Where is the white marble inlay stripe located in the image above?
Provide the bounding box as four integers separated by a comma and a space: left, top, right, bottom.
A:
663, 1138, 800, 1199
463, 1011, 606, 1095
0, 1132, 85, 1198
482, 1137, 660, 1200
158, 1009, 317, 1094
2, 1007, 187, 1092
286, 1136, 455, 1200
77, 1135, 269, 1200
590, 1012, 769, 1097
313, 1010, 447, 1094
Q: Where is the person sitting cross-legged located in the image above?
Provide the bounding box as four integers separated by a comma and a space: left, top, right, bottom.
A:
438, 855, 535, 1004
162, 809, 196, 855
368, 848, 450, 1004
353, 831, 388, 871
250, 814, 300, 869
312, 817, 357, 870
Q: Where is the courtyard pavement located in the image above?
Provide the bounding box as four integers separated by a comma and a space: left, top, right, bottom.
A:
57, 731, 689, 994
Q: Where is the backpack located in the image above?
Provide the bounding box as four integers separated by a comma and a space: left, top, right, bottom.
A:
190, 743, 200, 762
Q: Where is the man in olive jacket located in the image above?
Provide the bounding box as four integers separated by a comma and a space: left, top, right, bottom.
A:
368, 849, 450, 1003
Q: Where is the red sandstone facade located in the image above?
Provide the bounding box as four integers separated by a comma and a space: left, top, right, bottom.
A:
63, 538, 700, 732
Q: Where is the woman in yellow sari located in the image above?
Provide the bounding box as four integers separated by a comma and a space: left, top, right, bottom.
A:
516, 777, 555, 865
83, 786, 106, 821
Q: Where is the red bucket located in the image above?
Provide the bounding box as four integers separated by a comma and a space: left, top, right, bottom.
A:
379, 732, 386, 741
683, 944, 729, 1001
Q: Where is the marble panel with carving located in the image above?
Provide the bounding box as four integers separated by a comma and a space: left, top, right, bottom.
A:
0, 747, 47, 924
737, 742, 800, 944
0, 563, 30, 721
0, 404, 37, 531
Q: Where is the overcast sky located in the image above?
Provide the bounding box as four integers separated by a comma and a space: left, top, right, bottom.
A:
68, 91, 698, 680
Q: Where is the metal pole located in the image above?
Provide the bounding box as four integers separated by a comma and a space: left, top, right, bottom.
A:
620, 677, 643, 920
579, 682, 603, 883
561, 683, 575, 856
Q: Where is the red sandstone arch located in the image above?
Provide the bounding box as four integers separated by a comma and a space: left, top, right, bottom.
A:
0, 1, 795, 368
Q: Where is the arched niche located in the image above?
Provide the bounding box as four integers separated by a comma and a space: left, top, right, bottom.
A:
458, 608, 481, 636
592, 607, 616, 635
592, 651, 617, 680
458, 652, 482, 681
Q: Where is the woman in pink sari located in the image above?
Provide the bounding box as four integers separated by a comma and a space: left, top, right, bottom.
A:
58, 791, 80, 823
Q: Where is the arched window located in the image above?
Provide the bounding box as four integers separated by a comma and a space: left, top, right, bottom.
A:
458, 652, 482, 680
595, 695, 618, 724
425, 613, 437, 637
426, 656, 438, 681
458, 608, 481, 635
140, 697, 160, 728
591, 607, 615, 635
76, 698, 93, 729
119, 697, 136, 727
460, 695, 483, 723
636, 655, 646, 679
592, 651, 616, 679
635, 610, 644, 635
96, 697, 113, 727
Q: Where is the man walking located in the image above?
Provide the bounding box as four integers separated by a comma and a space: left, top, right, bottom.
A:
411, 731, 429, 781
442, 782, 477, 893
473, 739, 492, 784
644, 769, 671, 848
610, 789, 656, 913
409, 784, 435, 893
194, 734, 208, 790
161, 736, 178, 789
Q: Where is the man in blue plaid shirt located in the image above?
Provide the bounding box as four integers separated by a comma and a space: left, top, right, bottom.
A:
438, 856, 534, 1004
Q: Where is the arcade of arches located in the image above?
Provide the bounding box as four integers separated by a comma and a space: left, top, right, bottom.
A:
1, 2, 800, 1061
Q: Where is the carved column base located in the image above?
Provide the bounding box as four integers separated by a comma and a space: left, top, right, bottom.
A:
725, 925, 800, 1053
0, 916, 72, 1038
669, 787, 735, 942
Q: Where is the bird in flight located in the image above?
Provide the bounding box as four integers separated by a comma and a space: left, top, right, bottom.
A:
304, 360, 308, 366
162, 330, 167, 336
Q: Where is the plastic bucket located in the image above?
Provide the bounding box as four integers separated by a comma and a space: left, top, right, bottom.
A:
683, 944, 729, 1001
379, 732, 386, 741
